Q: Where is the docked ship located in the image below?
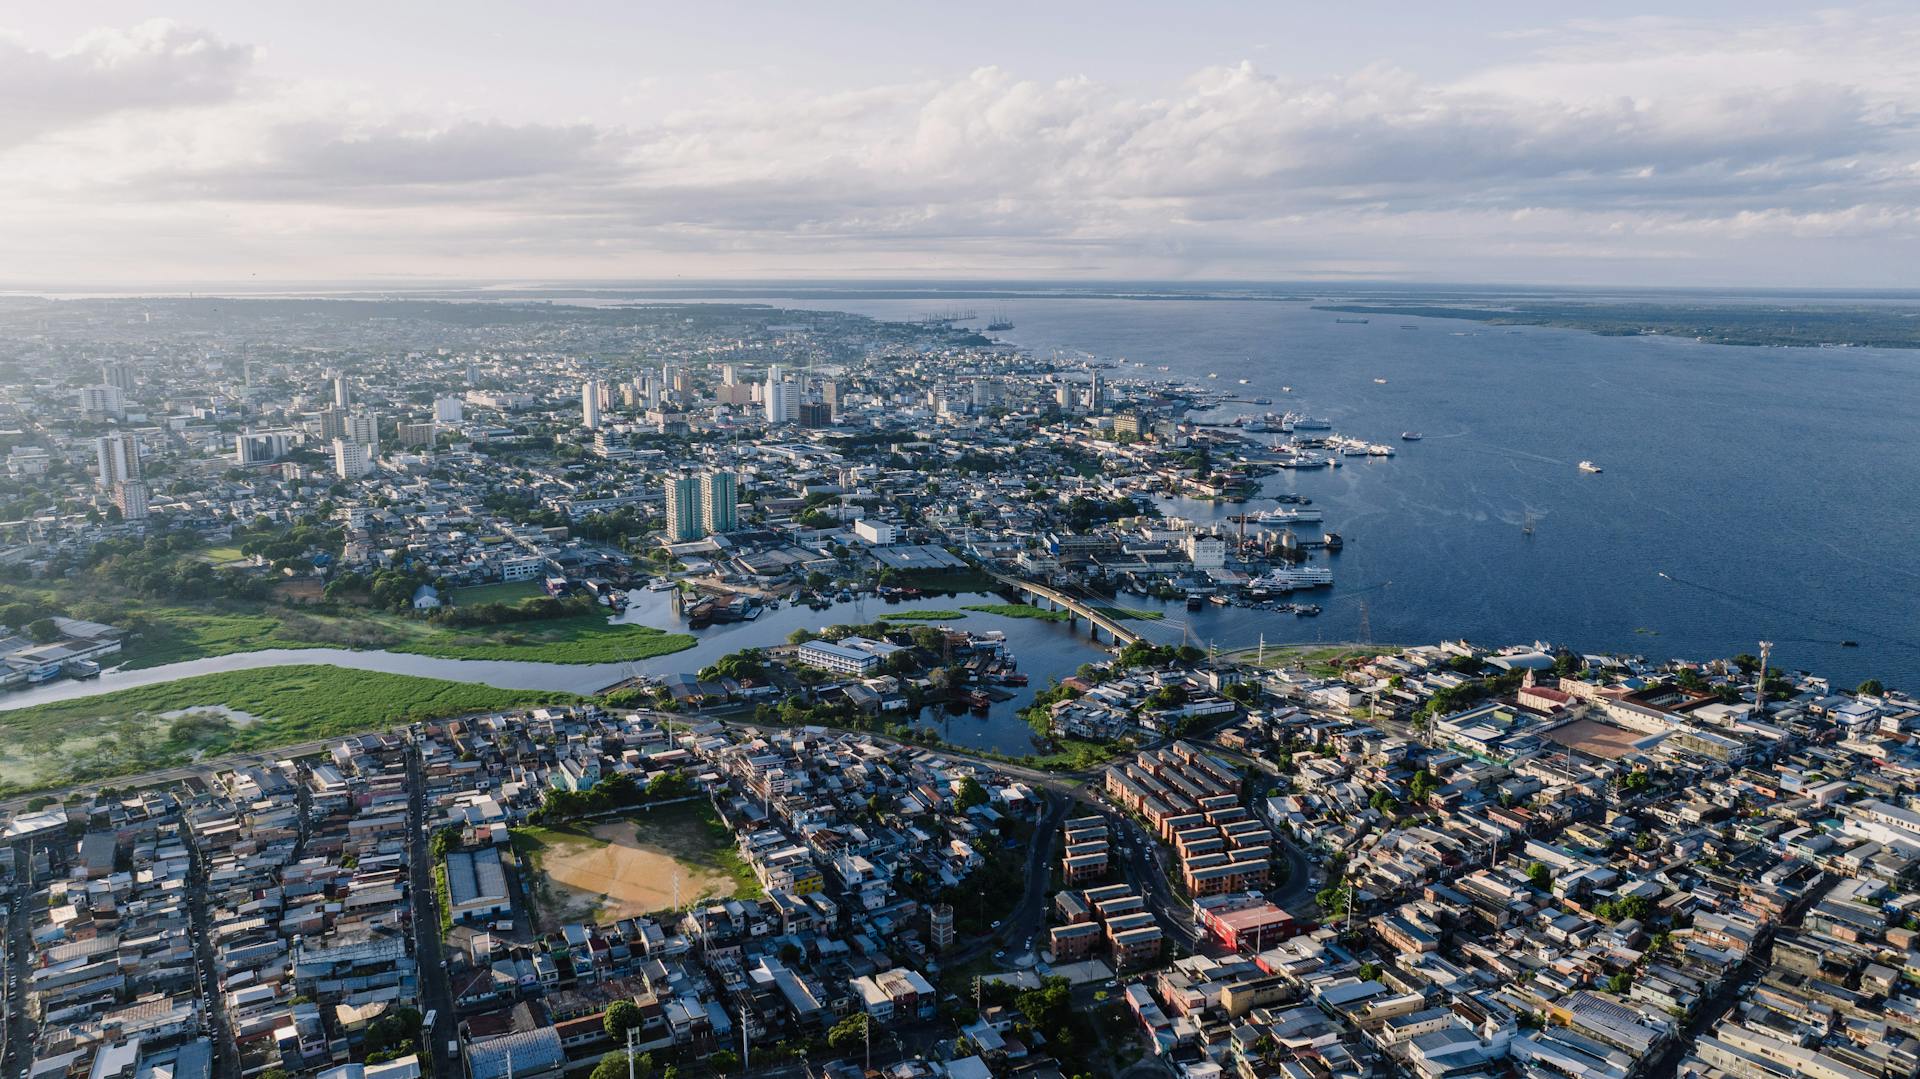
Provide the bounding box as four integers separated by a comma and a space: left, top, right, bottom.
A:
1251, 564, 1335, 590
1255, 507, 1323, 525
1282, 412, 1332, 431
1578, 460, 1603, 473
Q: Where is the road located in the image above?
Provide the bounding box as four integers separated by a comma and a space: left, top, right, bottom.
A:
947, 790, 1071, 966
2, 841, 30, 1079
182, 828, 238, 1077
407, 739, 457, 1076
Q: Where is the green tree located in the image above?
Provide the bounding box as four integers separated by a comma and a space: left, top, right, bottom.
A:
603, 1000, 641, 1040
590, 1052, 654, 1079
708, 1050, 739, 1074
827, 1012, 870, 1052
956, 776, 991, 810
1859, 678, 1886, 696
1527, 862, 1553, 890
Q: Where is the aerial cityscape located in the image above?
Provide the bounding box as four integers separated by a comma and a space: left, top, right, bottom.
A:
4, 6, 1920, 1079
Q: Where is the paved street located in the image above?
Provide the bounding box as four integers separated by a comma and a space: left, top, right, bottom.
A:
407, 741, 458, 1075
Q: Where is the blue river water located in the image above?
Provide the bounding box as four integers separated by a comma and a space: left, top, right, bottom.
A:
743, 290, 1920, 692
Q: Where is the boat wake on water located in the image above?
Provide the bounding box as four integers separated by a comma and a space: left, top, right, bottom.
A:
1656, 571, 1920, 652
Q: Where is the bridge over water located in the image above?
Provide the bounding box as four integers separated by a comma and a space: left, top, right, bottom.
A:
988, 573, 1145, 645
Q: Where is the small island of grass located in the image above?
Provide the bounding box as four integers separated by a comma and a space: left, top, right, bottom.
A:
878, 609, 970, 622
962, 603, 1072, 622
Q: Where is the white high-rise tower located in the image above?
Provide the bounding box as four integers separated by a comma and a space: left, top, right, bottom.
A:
582, 380, 603, 429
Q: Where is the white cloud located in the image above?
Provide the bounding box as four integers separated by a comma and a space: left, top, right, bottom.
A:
2, 9, 1919, 283
0, 19, 253, 150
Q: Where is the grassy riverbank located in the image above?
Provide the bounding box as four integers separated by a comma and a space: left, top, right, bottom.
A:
388, 616, 694, 663
0, 666, 578, 796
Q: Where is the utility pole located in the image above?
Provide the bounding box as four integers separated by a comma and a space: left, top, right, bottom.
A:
1755, 640, 1773, 718
627, 1029, 637, 1079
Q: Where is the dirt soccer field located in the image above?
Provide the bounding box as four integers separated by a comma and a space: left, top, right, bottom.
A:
513, 801, 758, 931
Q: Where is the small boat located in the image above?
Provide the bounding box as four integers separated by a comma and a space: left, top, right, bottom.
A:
1578, 460, 1603, 474
1280, 385, 1292, 392
1208, 372, 1219, 379
1334, 317, 1369, 324
1186, 595, 1204, 611
1401, 432, 1422, 441
1373, 378, 1388, 384
1237, 378, 1250, 385
1841, 640, 1860, 648
1522, 511, 1536, 537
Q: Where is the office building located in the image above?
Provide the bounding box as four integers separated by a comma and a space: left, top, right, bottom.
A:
235, 429, 294, 466
328, 368, 352, 408
398, 421, 437, 447
581, 380, 603, 429
101, 361, 136, 393
799, 400, 832, 428
432, 396, 463, 423
333, 438, 373, 479
95, 432, 141, 490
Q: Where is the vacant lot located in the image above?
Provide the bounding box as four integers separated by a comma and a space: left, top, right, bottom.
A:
513, 801, 759, 931
1541, 717, 1650, 760
451, 581, 545, 606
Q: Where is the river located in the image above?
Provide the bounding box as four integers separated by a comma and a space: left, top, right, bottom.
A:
697, 288, 1920, 691
0, 591, 1108, 757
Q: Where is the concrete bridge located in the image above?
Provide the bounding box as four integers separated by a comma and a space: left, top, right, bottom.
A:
989, 573, 1144, 645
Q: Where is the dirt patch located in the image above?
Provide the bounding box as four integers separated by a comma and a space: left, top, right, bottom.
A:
1541, 717, 1652, 760
520, 810, 742, 931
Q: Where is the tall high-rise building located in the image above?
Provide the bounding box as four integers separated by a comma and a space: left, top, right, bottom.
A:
332, 438, 374, 479
77, 384, 124, 419
101, 361, 136, 394
720, 363, 739, 386
764, 364, 798, 424
700, 472, 738, 535
822, 380, 840, 418
664, 474, 703, 542
235, 429, 293, 465
433, 396, 464, 424
320, 408, 351, 441
95, 432, 141, 490
582, 380, 603, 429
329, 369, 352, 408
798, 401, 832, 428
346, 410, 380, 449
113, 481, 149, 522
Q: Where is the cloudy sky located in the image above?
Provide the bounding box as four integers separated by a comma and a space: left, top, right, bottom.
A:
3, 1, 1918, 287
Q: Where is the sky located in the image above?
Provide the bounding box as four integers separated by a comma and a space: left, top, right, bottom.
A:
3, 1, 1918, 288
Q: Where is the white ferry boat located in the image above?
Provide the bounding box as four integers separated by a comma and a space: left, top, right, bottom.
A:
1578, 460, 1603, 473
